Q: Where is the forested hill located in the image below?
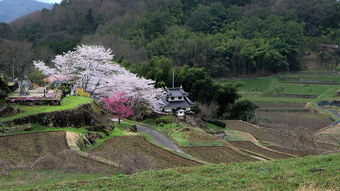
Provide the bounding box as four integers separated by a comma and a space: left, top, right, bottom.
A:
0, 0, 339, 78
0, 0, 52, 23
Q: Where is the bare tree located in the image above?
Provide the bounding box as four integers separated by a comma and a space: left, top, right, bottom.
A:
197, 102, 219, 120
287, 126, 319, 155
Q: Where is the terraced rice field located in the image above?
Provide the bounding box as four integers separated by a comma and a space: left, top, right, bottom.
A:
0, 132, 112, 172
90, 136, 200, 170
256, 102, 306, 109
0, 132, 68, 165
181, 146, 256, 164
230, 141, 293, 159
256, 111, 332, 132
225, 120, 294, 146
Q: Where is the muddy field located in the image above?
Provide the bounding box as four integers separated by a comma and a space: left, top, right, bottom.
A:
256, 111, 332, 132
181, 146, 256, 164
230, 141, 292, 159
0, 132, 113, 172
90, 136, 200, 170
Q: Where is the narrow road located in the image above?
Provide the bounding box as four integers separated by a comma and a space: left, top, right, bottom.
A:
136, 125, 184, 154
317, 102, 340, 126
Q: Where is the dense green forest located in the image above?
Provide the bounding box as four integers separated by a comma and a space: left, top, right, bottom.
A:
0, 0, 339, 78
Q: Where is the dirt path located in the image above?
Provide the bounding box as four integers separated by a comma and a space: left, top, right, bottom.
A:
136, 125, 184, 153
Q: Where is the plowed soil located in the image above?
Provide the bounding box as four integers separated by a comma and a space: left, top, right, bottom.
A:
230, 141, 293, 159
0, 132, 113, 172
181, 146, 256, 164
90, 136, 200, 169
0, 132, 68, 165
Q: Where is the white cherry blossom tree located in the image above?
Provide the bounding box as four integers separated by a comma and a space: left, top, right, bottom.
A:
33, 45, 165, 111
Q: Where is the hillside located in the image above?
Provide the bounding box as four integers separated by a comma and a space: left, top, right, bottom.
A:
0, 0, 339, 80
0, 0, 52, 22
2, 153, 339, 190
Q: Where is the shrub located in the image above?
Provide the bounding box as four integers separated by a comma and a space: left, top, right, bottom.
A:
229, 100, 259, 122
129, 98, 153, 121
56, 82, 72, 96
28, 70, 46, 86
76, 88, 90, 97
155, 115, 174, 124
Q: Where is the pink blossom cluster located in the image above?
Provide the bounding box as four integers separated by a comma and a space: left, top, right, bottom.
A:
101, 91, 134, 119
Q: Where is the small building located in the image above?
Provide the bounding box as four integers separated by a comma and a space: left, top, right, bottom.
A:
163, 87, 195, 116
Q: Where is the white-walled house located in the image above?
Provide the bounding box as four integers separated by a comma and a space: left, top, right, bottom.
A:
162, 87, 195, 116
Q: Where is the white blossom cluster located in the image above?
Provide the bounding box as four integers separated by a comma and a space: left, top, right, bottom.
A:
33, 45, 165, 111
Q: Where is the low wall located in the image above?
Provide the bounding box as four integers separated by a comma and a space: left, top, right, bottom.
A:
7, 99, 61, 106
280, 94, 317, 99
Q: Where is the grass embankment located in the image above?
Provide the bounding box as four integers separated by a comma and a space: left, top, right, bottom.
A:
15, 153, 340, 191
0, 96, 93, 122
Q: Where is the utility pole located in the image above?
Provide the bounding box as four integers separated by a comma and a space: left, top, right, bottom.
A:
172, 69, 175, 88
12, 58, 15, 83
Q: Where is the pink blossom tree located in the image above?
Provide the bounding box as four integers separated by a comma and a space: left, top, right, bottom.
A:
33, 45, 165, 111
102, 91, 134, 123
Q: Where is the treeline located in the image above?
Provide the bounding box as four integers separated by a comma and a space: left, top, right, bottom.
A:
0, 0, 339, 79
122, 56, 258, 119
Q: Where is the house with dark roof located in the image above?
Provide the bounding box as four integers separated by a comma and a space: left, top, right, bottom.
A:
163, 87, 195, 116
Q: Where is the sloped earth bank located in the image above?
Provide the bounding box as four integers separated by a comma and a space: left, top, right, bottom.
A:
90, 136, 200, 170
181, 146, 257, 164
267, 146, 305, 156
230, 141, 294, 159
0, 132, 113, 172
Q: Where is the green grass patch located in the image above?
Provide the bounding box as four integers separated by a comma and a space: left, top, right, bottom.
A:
0, 169, 109, 191
0, 96, 93, 122
207, 123, 250, 142
26, 153, 340, 191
